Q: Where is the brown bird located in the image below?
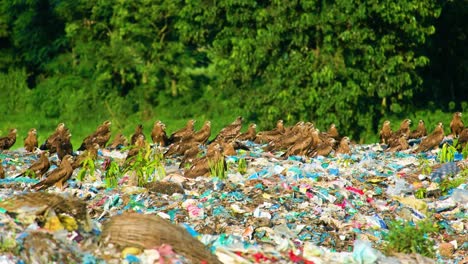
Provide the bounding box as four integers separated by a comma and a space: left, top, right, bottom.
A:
188, 120, 211, 144
32, 155, 74, 191
456, 128, 468, 151
237, 123, 257, 141
164, 141, 199, 158
386, 134, 409, 152
24, 128, 38, 152
336, 136, 351, 155
213, 116, 243, 142
379, 121, 392, 145
326, 124, 340, 141
72, 143, 99, 169
184, 144, 225, 178
0, 159, 5, 179
108, 133, 128, 150
0, 128, 17, 150
40, 123, 67, 152
78, 120, 112, 150
151, 120, 168, 146
450, 112, 464, 137
281, 129, 314, 157
16, 151, 50, 178
394, 119, 412, 137
169, 119, 195, 143
309, 138, 336, 158
179, 144, 203, 169
54, 132, 73, 161
125, 135, 146, 162
414, 122, 445, 152
409, 120, 427, 139
255, 120, 285, 143
130, 124, 146, 145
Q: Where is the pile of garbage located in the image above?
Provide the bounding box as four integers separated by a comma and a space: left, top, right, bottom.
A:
0, 142, 467, 263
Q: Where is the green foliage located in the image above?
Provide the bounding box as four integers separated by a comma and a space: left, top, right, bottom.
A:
437, 143, 457, 163
384, 219, 438, 257
418, 156, 432, 175
439, 171, 468, 196
461, 144, 468, 159
125, 144, 166, 187
238, 158, 247, 175
104, 160, 121, 189
209, 159, 227, 180
0, 232, 18, 254
76, 156, 96, 182
415, 188, 427, 199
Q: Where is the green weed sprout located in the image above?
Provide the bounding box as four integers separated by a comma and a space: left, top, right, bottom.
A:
238, 158, 247, 175
76, 156, 96, 182
439, 171, 468, 195
418, 156, 432, 175
209, 158, 227, 180
437, 143, 456, 163
104, 160, 121, 188
125, 144, 166, 187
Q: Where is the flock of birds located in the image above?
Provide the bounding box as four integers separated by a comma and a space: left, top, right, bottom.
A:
0, 112, 466, 191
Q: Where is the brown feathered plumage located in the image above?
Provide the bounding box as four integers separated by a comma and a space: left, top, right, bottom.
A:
309, 138, 336, 158
17, 151, 50, 178
213, 116, 243, 142
151, 121, 168, 146
237, 123, 257, 141
394, 119, 412, 137
414, 122, 445, 152
131, 124, 146, 146
456, 128, 468, 151
184, 144, 225, 178
40, 123, 66, 152
169, 120, 195, 143
0, 159, 5, 179
379, 121, 392, 144
179, 144, 203, 169
78, 120, 112, 150
189, 121, 211, 144
281, 129, 314, 157
450, 112, 464, 137
32, 155, 74, 191
255, 120, 285, 144
125, 135, 146, 162
72, 143, 99, 169
109, 133, 128, 150
326, 124, 340, 141
336, 137, 351, 155
409, 120, 427, 139
54, 132, 73, 161
24, 128, 38, 152
386, 134, 409, 152
0, 128, 17, 150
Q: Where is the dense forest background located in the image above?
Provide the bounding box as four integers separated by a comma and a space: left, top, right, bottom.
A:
0, 0, 467, 147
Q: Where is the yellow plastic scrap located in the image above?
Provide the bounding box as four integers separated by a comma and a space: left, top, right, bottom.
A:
121, 247, 142, 258
43, 209, 65, 231
392, 196, 428, 215
59, 215, 78, 231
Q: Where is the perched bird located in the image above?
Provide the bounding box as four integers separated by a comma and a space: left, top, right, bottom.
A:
379, 121, 392, 145
212, 116, 243, 142
394, 119, 412, 138
179, 144, 203, 169
32, 155, 74, 191
130, 124, 146, 146
54, 132, 73, 161
151, 121, 168, 146
78, 120, 112, 150
24, 128, 38, 152
16, 151, 50, 178
326, 124, 340, 141
414, 122, 445, 152
188, 120, 211, 144
108, 133, 128, 150
169, 119, 195, 143
0, 159, 5, 179
237, 123, 257, 141
450, 112, 464, 137
281, 129, 314, 157
72, 143, 99, 169
164, 141, 199, 158
456, 128, 468, 151
184, 144, 225, 178
40, 123, 67, 152
255, 120, 285, 143
336, 137, 351, 155
125, 135, 146, 162
309, 138, 336, 158
409, 120, 427, 139
0, 128, 17, 150
386, 134, 409, 152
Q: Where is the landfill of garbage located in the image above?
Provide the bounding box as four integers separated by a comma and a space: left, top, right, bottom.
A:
0, 122, 467, 263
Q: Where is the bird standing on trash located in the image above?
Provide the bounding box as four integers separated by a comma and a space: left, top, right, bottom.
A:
409, 120, 427, 139
169, 119, 195, 143
0, 128, 17, 150
450, 112, 464, 137
130, 124, 146, 145
54, 132, 73, 161
386, 134, 409, 152
237, 123, 257, 141
184, 143, 225, 178
187, 120, 211, 144
32, 155, 74, 191
24, 128, 38, 152
78, 120, 112, 150
379, 121, 392, 145
414, 122, 445, 152
336, 137, 352, 155
151, 120, 168, 146
0, 159, 5, 179
213, 116, 243, 143
109, 133, 128, 150
309, 137, 336, 158
40, 123, 66, 152
16, 151, 50, 178
72, 143, 99, 169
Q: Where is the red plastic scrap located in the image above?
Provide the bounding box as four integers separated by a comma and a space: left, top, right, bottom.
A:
288, 250, 315, 264
345, 186, 364, 195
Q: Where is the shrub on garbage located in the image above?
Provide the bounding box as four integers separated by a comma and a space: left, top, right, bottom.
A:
439, 171, 468, 196
76, 157, 96, 182
384, 219, 438, 257
104, 160, 121, 189
238, 158, 247, 175
209, 159, 227, 180
125, 144, 166, 187
437, 143, 456, 163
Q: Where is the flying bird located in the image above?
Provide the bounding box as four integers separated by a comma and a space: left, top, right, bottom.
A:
32, 155, 74, 191
212, 116, 243, 142
336, 137, 351, 155
130, 124, 146, 145
0, 128, 17, 150
16, 151, 50, 178
379, 121, 392, 145
414, 122, 445, 152
450, 112, 464, 137
169, 119, 195, 143
151, 120, 168, 146
236, 123, 257, 141
24, 128, 38, 152
409, 120, 427, 139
